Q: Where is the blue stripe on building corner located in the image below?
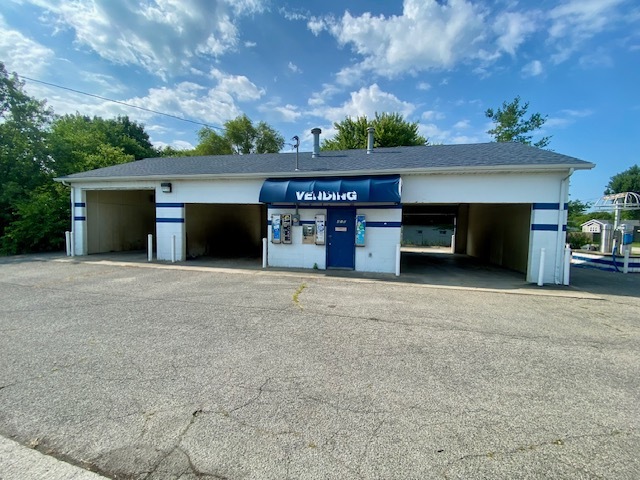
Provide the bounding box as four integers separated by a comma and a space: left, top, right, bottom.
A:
531, 224, 567, 231
367, 221, 402, 228
156, 218, 185, 223
532, 203, 569, 210
156, 203, 185, 208
73, 216, 86, 221
532, 203, 559, 210
74, 202, 86, 207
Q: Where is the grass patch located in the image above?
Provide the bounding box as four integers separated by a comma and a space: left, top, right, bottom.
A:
293, 283, 307, 309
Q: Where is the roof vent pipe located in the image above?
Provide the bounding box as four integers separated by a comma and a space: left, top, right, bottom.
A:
366, 126, 375, 154
311, 128, 321, 158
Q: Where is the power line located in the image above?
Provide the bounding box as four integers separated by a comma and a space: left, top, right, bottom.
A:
20, 75, 224, 131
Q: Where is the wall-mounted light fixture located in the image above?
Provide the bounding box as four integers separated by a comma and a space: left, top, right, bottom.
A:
161, 182, 172, 193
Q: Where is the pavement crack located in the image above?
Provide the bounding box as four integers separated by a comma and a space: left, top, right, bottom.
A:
230, 378, 271, 413
440, 428, 632, 479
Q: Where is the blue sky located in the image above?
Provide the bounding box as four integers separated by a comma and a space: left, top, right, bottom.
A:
1, 0, 639, 204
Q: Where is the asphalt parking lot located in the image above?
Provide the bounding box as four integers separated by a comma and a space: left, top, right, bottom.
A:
0, 255, 638, 479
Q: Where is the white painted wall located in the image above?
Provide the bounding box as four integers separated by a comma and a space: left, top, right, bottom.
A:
156, 203, 185, 261
355, 208, 402, 273
157, 178, 264, 204
267, 207, 327, 269
402, 172, 566, 203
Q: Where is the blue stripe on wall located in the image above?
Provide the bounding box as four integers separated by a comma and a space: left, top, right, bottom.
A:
156, 218, 185, 223
74, 202, 86, 207
156, 203, 185, 208
367, 221, 402, 228
532, 203, 560, 210
74, 216, 86, 221
531, 224, 567, 231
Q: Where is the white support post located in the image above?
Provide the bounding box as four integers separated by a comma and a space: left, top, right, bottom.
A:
450, 234, 456, 254
65, 231, 71, 257
395, 243, 401, 277
537, 248, 546, 287
147, 234, 153, 262
563, 245, 571, 286
70, 231, 75, 257
262, 238, 268, 269
171, 235, 176, 263
623, 247, 630, 274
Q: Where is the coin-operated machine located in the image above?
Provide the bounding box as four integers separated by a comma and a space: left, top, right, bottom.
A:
315, 214, 325, 245
281, 214, 292, 244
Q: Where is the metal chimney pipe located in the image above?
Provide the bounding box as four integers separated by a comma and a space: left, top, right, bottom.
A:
366, 126, 375, 154
311, 128, 321, 158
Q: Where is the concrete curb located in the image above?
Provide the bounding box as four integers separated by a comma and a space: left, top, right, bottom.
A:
52, 257, 603, 300
0, 436, 107, 480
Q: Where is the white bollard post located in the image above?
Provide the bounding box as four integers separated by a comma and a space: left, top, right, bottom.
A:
171, 234, 176, 263
450, 234, 456, 254
537, 248, 546, 286
563, 245, 571, 286
395, 243, 401, 277
65, 231, 71, 256
623, 247, 630, 274
70, 231, 75, 257
147, 234, 153, 262
262, 238, 267, 269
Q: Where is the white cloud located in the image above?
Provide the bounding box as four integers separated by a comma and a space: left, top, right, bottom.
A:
126, 82, 242, 126
153, 139, 195, 150
288, 61, 302, 74
493, 11, 538, 55
313, 84, 416, 124
209, 68, 265, 101
453, 119, 470, 129
324, 0, 489, 77
545, 108, 593, 128
307, 16, 328, 36
20, 0, 267, 78
548, 0, 625, 63
308, 83, 341, 107
244, 41, 257, 48
522, 60, 544, 77
421, 110, 445, 121
0, 14, 55, 77
258, 102, 301, 122
417, 82, 431, 91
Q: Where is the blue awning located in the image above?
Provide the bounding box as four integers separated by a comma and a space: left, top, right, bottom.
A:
259, 175, 401, 204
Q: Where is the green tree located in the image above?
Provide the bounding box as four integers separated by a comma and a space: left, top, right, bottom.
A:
605, 165, 640, 195
195, 115, 284, 155
485, 96, 550, 149
0, 62, 53, 252
194, 127, 233, 155
604, 164, 640, 220
323, 112, 427, 150
49, 114, 155, 175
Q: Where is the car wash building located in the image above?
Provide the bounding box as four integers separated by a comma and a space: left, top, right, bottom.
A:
56, 128, 593, 284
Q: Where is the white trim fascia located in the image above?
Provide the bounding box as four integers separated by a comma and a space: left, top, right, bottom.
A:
54, 162, 595, 185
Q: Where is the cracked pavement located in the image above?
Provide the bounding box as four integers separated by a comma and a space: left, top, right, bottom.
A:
0, 255, 638, 479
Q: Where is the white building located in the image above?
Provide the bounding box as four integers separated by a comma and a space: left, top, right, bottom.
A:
56, 130, 593, 284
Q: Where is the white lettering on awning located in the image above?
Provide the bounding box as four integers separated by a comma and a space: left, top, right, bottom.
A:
294, 191, 358, 202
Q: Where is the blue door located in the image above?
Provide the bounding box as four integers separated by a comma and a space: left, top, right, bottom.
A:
327, 208, 355, 269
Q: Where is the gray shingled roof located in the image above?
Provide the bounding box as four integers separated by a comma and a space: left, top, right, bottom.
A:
59, 142, 593, 181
